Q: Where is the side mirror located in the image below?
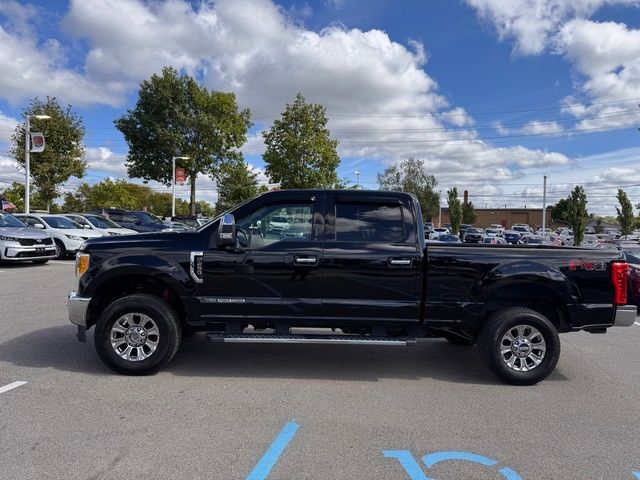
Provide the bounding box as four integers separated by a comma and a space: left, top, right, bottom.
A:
217, 214, 236, 248
34, 223, 45, 229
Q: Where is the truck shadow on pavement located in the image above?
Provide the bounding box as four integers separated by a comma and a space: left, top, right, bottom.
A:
0, 326, 569, 384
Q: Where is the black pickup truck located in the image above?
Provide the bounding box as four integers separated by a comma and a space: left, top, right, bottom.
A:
68, 189, 636, 385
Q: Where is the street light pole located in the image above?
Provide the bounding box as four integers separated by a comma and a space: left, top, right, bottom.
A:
354, 171, 360, 189
542, 174, 549, 233
24, 114, 51, 213
172, 156, 189, 217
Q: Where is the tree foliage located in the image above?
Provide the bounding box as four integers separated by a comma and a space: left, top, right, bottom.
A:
462, 201, 477, 224
550, 198, 570, 222
60, 179, 206, 217
10, 97, 86, 209
1, 182, 60, 213
567, 186, 589, 246
447, 187, 462, 234
215, 162, 267, 214
377, 157, 439, 219
616, 189, 635, 237
115, 67, 252, 215
263, 93, 340, 189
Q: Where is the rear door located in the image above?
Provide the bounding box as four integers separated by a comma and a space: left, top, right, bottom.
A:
321, 193, 422, 325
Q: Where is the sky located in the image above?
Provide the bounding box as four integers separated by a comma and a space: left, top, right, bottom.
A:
0, 0, 639, 215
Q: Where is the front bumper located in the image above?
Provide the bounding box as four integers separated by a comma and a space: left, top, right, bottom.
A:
1, 244, 56, 260
613, 305, 637, 327
68, 291, 91, 327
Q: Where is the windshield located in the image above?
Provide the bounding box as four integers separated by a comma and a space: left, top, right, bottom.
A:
86, 216, 121, 228
42, 216, 82, 229
141, 213, 165, 225
0, 212, 26, 228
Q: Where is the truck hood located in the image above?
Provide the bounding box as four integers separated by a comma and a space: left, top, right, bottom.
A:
82, 230, 199, 249
0, 226, 52, 239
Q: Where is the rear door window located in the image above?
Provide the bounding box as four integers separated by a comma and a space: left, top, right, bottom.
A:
335, 203, 405, 242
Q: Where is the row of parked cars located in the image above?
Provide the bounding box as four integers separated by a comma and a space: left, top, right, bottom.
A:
0, 209, 211, 263
425, 222, 639, 248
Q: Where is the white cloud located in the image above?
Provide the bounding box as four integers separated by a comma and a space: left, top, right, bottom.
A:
84, 146, 128, 175
465, 0, 638, 55
495, 119, 564, 135
0, 111, 18, 144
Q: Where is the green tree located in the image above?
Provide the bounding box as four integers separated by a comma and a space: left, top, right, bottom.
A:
550, 198, 570, 222
462, 201, 477, 224
616, 189, 635, 237
447, 187, 462, 234
10, 97, 86, 210
1, 181, 60, 212
594, 217, 604, 234
567, 186, 589, 246
263, 93, 340, 189
377, 157, 439, 220
115, 67, 252, 215
636, 203, 640, 230
214, 161, 264, 214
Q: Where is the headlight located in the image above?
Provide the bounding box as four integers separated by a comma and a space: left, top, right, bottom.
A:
0, 235, 19, 242
75, 252, 90, 276
66, 234, 83, 241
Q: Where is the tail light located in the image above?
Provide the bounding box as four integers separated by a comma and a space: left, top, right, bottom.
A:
611, 261, 628, 305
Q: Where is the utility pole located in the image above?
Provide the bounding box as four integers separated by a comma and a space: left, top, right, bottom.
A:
438, 190, 442, 228
542, 174, 549, 233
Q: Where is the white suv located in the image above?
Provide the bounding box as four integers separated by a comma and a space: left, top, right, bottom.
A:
15, 213, 102, 259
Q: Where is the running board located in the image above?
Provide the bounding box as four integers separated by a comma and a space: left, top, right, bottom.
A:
207, 333, 417, 346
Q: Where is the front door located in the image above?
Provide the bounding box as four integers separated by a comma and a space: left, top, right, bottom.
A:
201, 193, 324, 326
321, 194, 422, 326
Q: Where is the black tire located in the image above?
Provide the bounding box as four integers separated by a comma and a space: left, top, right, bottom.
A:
94, 294, 182, 375
32, 259, 49, 265
478, 307, 560, 385
54, 240, 66, 260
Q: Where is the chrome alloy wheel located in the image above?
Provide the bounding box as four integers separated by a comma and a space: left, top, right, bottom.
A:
500, 324, 546, 372
110, 313, 160, 361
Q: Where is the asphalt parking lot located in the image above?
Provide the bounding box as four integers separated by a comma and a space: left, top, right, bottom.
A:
1, 262, 639, 479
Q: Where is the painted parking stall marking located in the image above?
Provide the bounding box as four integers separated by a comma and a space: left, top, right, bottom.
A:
246, 420, 299, 480
0, 381, 27, 394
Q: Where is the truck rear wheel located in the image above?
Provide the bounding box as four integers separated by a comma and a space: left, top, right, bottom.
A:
94, 294, 182, 375
478, 307, 560, 385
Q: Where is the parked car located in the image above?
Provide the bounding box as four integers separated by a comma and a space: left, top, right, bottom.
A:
424, 222, 434, 234
503, 230, 523, 244
437, 234, 462, 243
429, 227, 450, 239
463, 227, 485, 243
170, 216, 211, 229
523, 235, 550, 245
623, 248, 640, 311
0, 211, 56, 264
63, 214, 138, 236
15, 213, 102, 259
68, 189, 636, 385
482, 236, 508, 245
87, 209, 176, 233
489, 223, 505, 232
511, 225, 531, 235
484, 228, 501, 238
581, 234, 599, 248
543, 234, 563, 247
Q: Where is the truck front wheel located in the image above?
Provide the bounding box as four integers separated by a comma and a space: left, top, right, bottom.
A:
478, 307, 560, 385
94, 294, 182, 375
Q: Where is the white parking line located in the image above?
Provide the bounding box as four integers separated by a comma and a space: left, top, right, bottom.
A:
0, 381, 27, 394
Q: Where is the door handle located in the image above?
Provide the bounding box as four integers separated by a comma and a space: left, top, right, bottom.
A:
294, 256, 318, 265
388, 258, 412, 267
